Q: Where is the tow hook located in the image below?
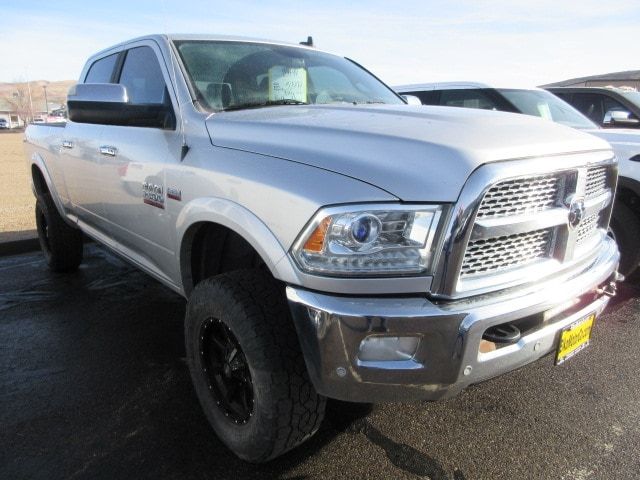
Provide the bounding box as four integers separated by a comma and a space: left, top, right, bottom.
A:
597, 282, 617, 297
596, 272, 623, 298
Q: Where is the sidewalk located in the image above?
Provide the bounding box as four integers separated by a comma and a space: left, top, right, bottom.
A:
0, 132, 37, 253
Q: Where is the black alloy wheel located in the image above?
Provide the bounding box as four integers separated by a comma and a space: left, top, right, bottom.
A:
200, 317, 254, 424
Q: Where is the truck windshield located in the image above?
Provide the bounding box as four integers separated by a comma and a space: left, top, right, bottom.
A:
620, 90, 640, 108
173, 40, 403, 112
498, 89, 597, 129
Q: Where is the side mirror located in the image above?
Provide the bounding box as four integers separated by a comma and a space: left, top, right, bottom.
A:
67, 83, 175, 129
603, 109, 640, 127
401, 94, 423, 106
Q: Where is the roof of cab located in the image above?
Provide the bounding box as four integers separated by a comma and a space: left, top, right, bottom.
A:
89, 33, 320, 60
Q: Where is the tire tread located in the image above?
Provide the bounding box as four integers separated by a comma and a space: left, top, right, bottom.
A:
186, 270, 326, 462
35, 193, 83, 272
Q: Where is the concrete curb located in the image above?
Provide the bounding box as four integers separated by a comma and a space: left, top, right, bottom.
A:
0, 238, 41, 257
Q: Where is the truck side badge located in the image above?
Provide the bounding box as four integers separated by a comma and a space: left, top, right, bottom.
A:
167, 187, 182, 201
143, 182, 165, 209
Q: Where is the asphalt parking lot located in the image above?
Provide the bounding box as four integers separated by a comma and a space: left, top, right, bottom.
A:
1, 245, 639, 480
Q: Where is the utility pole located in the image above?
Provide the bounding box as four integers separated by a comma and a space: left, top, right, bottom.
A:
43, 85, 49, 123
26, 80, 34, 123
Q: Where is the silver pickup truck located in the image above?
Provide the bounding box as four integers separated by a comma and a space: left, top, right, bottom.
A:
24, 34, 621, 462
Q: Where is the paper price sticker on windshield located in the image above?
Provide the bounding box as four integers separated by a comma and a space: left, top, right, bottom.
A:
269, 66, 307, 102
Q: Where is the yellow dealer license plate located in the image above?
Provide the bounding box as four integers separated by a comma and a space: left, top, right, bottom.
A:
555, 313, 595, 365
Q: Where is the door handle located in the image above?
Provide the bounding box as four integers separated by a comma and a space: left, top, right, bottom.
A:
62, 140, 74, 149
99, 146, 117, 157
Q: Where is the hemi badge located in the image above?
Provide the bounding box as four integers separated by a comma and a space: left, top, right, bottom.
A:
167, 187, 182, 201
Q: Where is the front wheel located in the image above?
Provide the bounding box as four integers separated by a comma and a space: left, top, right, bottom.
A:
185, 270, 326, 462
609, 202, 640, 278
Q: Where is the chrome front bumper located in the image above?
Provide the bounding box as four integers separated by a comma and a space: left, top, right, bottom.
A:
286, 238, 619, 403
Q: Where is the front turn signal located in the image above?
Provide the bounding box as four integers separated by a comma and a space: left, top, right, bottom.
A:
303, 216, 331, 252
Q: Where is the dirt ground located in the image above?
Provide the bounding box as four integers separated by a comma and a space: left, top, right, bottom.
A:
0, 131, 36, 242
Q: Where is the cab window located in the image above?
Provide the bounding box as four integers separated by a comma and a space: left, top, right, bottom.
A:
571, 93, 628, 124
85, 53, 119, 83
438, 89, 500, 110
118, 47, 169, 105
401, 90, 438, 105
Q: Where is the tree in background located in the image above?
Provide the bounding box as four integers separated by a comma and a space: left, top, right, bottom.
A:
3, 81, 33, 125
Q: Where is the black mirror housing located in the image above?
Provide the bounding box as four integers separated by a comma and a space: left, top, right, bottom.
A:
67, 83, 175, 130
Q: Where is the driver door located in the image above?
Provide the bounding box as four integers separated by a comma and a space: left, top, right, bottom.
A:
97, 42, 182, 278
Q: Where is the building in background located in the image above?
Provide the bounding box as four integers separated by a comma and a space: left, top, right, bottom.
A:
0, 99, 23, 128
541, 70, 640, 91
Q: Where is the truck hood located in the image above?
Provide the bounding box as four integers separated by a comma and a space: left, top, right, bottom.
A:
584, 128, 640, 179
585, 128, 640, 146
206, 105, 611, 202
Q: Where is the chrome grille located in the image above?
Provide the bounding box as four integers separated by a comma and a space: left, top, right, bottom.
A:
476, 174, 560, 218
453, 160, 616, 296
460, 229, 552, 277
585, 167, 607, 199
576, 213, 600, 245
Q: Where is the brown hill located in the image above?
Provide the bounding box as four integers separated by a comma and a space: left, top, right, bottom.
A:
0, 80, 75, 112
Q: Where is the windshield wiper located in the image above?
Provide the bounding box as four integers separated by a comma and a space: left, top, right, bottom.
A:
223, 99, 309, 111
346, 100, 387, 105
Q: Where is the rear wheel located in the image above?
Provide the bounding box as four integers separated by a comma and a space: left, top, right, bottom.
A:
35, 193, 83, 272
185, 270, 326, 462
609, 202, 640, 278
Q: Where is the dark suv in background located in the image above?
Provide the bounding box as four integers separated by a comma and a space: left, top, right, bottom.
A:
546, 87, 640, 129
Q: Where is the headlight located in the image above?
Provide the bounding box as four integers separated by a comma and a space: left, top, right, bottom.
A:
291, 205, 443, 276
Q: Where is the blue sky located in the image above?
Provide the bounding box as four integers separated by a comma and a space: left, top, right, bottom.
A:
2, 0, 639, 86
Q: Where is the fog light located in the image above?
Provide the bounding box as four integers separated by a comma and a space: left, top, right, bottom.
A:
358, 336, 420, 362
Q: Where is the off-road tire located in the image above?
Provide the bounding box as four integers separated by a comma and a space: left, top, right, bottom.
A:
609, 201, 640, 278
35, 193, 83, 272
185, 269, 326, 462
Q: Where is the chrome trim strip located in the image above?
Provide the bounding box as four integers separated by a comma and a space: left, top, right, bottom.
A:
471, 207, 568, 240
584, 190, 612, 217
